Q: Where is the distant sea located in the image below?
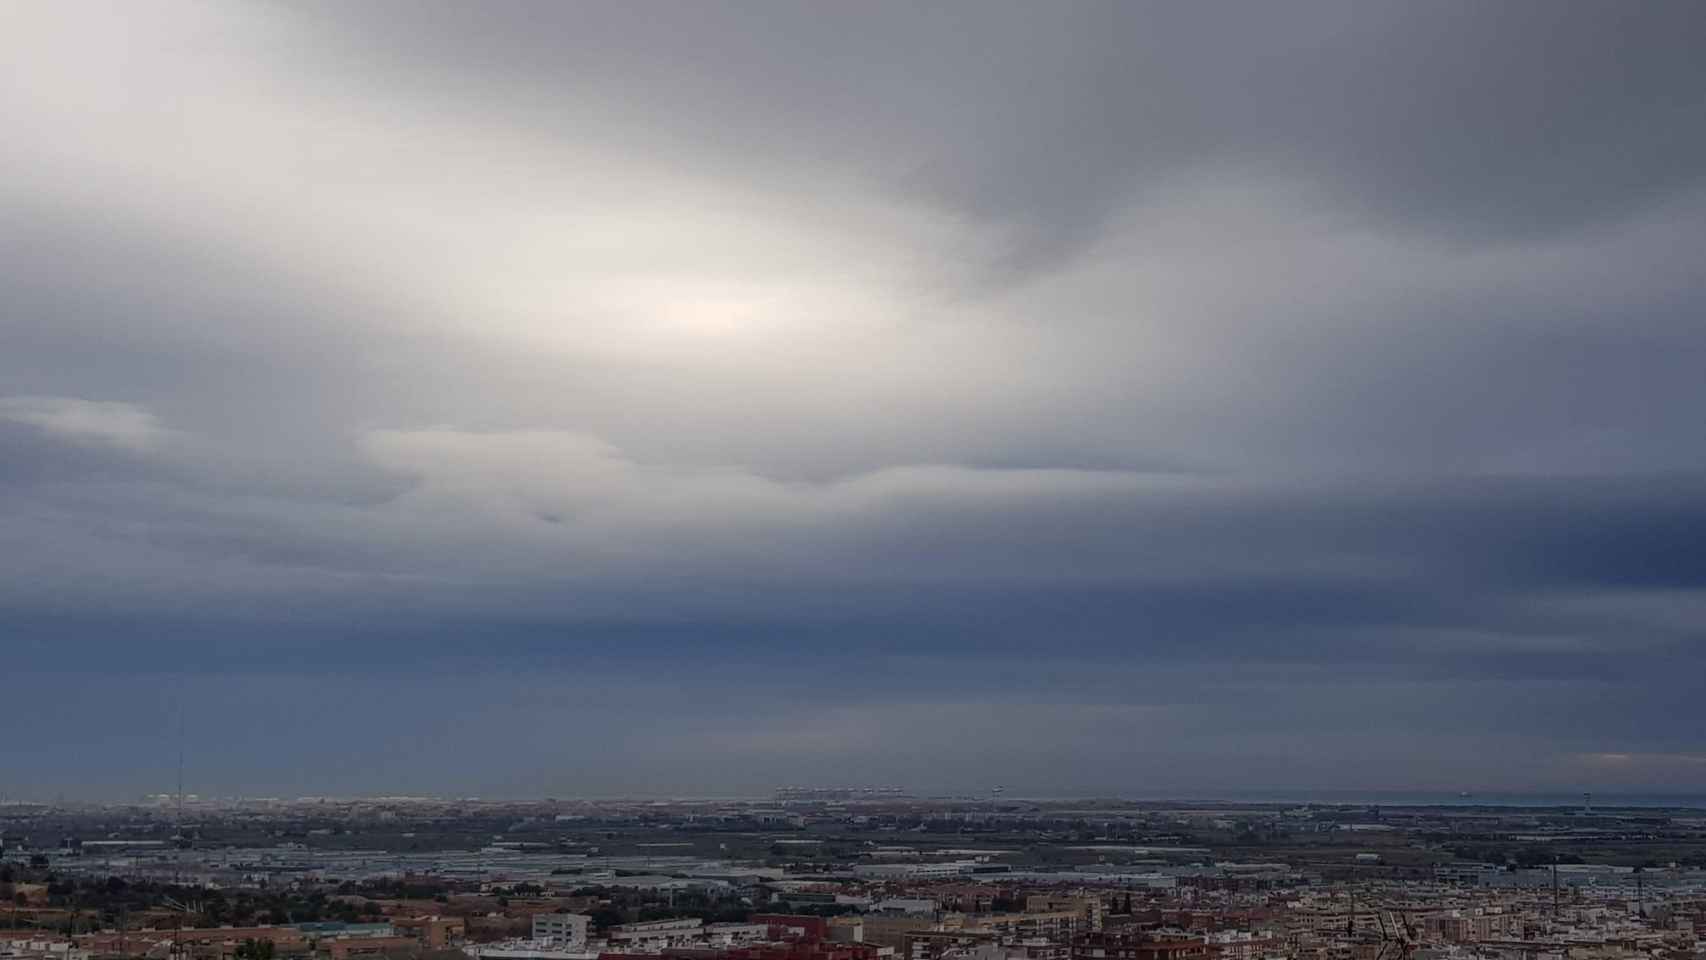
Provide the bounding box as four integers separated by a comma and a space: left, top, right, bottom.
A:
1090, 790, 1706, 810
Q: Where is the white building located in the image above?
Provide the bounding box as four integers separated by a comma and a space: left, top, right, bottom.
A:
854, 862, 977, 880
466, 943, 597, 960
0, 941, 90, 960
532, 914, 592, 947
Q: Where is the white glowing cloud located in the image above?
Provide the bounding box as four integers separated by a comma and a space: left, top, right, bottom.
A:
0, 396, 171, 451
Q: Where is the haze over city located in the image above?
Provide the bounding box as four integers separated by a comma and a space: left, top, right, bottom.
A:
4, 1, 1706, 801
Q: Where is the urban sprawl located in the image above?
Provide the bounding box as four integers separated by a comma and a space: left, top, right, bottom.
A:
5, 793, 1706, 960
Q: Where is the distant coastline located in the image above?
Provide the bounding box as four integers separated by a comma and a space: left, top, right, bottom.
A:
1056, 790, 1706, 810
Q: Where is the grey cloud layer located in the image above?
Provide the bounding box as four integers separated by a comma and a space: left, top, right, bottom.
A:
316, 2, 1706, 259
2, 0, 1705, 797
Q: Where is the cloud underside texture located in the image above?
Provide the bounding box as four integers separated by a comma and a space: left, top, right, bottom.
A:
3, 0, 1706, 796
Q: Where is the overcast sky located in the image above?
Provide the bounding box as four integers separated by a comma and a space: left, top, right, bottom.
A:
4, 1, 1706, 800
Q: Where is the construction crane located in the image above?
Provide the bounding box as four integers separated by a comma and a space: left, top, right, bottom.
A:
161, 894, 204, 960
1372, 908, 1417, 960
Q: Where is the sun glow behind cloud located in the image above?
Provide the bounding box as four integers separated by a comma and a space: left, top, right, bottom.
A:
4, 2, 970, 374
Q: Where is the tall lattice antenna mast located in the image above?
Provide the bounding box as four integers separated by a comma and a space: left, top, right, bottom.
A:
176, 687, 186, 836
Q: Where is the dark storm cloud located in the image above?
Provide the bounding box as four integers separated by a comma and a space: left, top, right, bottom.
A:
0, 419, 161, 486
304, 0, 1706, 272
3, 0, 1706, 797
